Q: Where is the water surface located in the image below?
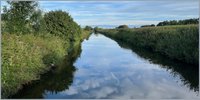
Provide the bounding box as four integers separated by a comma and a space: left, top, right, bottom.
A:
12, 33, 199, 99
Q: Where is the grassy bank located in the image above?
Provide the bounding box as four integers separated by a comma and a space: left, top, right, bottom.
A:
97, 24, 199, 65
81, 30, 92, 41
2, 31, 91, 98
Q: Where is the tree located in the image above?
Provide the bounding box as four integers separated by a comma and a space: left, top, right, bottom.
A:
29, 9, 46, 34
2, 1, 39, 34
116, 25, 129, 29
43, 10, 81, 42
170, 20, 178, 25
84, 26, 93, 31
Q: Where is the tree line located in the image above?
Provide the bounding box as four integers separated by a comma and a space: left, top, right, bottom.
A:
113, 18, 199, 29
157, 18, 199, 26
141, 18, 199, 28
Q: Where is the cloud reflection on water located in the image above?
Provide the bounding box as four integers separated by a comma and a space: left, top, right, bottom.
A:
45, 34, 198, 99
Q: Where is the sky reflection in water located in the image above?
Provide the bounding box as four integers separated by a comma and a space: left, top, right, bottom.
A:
44, 34, 199, 99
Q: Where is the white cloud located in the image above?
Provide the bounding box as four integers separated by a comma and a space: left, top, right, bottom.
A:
44, 33, 199, 99
39, 1, 198, 25
1, 1, 198, 25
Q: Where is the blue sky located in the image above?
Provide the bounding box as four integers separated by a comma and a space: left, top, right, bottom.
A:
1, 0, 199, 27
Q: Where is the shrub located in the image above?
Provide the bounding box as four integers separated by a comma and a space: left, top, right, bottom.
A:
43, 10, 81, 42
1, 33, 68, 98
116, 25, 129, 29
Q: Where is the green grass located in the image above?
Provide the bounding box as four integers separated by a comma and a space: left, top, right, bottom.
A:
1, 30, 91, 98
97, 24, 199, 65
81, 30, 92, 41
2, 33, 67, 98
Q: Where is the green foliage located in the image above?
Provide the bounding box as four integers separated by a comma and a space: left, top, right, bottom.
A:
84, 26, 93, 31
157, 18, 199, 26
97, 25, 199, 65
10, 43, 82, 98
141, 24, 155, 28
81, 30, 92, 41
94, 26, 101, 33
1, 30, 91, 99
2, 1, 39, 34
29, 9, 46, 34
1, 33, 68, 98
1, 1, 92, 98
43, 10, 81, 42
116, 25, 129, 29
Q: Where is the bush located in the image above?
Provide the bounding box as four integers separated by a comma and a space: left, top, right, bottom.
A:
116, 25, 129, 29
1, 33, 68, 98
43, 10, 81, 42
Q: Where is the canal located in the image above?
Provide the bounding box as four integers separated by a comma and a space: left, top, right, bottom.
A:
11, 33, 199, 99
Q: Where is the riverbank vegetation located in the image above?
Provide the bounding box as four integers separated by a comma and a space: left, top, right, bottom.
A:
10, 41, 82, 98
1, 1, 91, 98
2, 33, 67, 98
116, 39, 199, 92
96, 24, 199, 66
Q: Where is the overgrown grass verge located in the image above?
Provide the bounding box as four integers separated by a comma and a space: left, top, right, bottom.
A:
1, 30, 91, 98
2, 33, 68, 98
81, 30, 92, 41
97, 24, 199, 65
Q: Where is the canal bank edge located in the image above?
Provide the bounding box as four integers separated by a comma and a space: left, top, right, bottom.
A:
1, 30, 92, 98
96, 24, 199, 66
